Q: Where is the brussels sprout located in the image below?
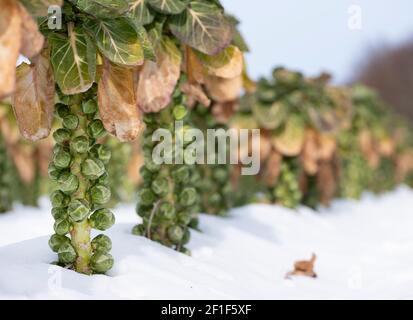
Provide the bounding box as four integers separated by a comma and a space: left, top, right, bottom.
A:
90, 252, 114, 274
56, 103, 71, 118
62, 114, 79, 130
71, 136, 89, 154
96, 172, 109, 186
91, 234, 112, 253
171, 166, 190, 183
48, 234, 71, 253
173, 104, 188, 120
138, 188, 156, 206
54, 218, 71, 235
51, 207, 67, 220
87, 119, 106, 138
90, 184, 111, 205
82, 99, 98, 114
145, 159, 161, 173
48, 163, 61, 180
67, 199, 90, 222
81, 158, 105, 180
50, 190, 70, 208
213, 168, 228, 183
52, 144, 65, 155
89, 208, 115, 231
53, 150, 72, 169
132, 224, 146, 236
90, 144, 111, 163
57, 172, 79, 195
179, 188, 197, 207
159, 202, 175, 220
58, 243, 77, 264
151, 177, 169, 196
53, 128, 71, 144
189, 217, 199, 229
167, 226, 184, 244
181, 229, 190, 245
177, 211, 191, 225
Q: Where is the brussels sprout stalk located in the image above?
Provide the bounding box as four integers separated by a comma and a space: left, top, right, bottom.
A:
49, 89, 115, 274
133, 88, 200, 254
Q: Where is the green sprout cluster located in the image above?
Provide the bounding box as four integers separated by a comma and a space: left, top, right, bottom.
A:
0, 133, 13, 213
48, 87, 115, 274
190, 104, 233, 216
270, 159, 302, 209
133, 88, 200, 254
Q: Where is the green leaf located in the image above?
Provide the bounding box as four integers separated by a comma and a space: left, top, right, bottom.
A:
126, 0, 154, 26
147, 0, 188, 14
76, 0, 129, 18
83, 17, 144, 66
135, 25, 156, 61
20, 0, 62, 17
49, 26, 96, 95
169, 1, 234, 55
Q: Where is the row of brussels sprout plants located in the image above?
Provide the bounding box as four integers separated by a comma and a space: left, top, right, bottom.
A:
1, 0, 413, 275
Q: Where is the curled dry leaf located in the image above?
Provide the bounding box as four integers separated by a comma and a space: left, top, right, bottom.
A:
12, 48, 55, 141
137, 38, 182, 113
98, 59, 144, 142
317, 161, 337, 206
395, 150, 413, 183
0, 0, 22, 99
301, 129, 319, 175
378, 137, 395, 157
196, 45, 243, 79
286, 253, 317, 279
204, 74, 243, 103
211, 101, 238, 124
180, 82, 211, 108
18, 3, 44, 58
358, 130, 380, 169
185, 47, 205, 84
272, 115, 305, 157
317, 133, 337, 161
265, 150, 282, 187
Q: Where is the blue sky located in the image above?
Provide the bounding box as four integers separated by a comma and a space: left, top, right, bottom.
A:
221, 0, 413, 83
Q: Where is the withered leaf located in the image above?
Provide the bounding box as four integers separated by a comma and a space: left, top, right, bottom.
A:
211, 101, 238, 124
286, 253, 317, 279
180, 82, 211, 108
98, 58, 144, 142
272, 115, 305, 157
137, 38, 182, 113
18, 3, 44, 59
204, 74, 242, 103
196, 45, 243, 79
12, 48, 55, 141
0, 0, 22, 99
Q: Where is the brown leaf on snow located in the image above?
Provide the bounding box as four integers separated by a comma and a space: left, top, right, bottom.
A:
0, 0, 22, 99
18, 3, 44, 58
137, 39, 182, 113
180, 82, 211, 108
11, 48, 55, 141
204, 74, 243, 103
286, 253, 317, 279
98, 59, 144, 142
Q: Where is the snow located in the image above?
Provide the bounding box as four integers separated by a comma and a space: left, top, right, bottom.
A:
1, 187, 413, 299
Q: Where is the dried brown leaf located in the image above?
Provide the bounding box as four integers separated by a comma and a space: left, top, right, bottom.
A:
265, 150, 282, 187
0, 0, 22, 99
18, 3, 44, 58
204, 75, 242, 103
137, 39, 182, 113
180, 82, 211, 108
11, 48, 55, 141
98, 59, 144, 142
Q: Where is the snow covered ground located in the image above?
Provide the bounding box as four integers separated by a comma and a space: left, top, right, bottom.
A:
1, 187, 413, 299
